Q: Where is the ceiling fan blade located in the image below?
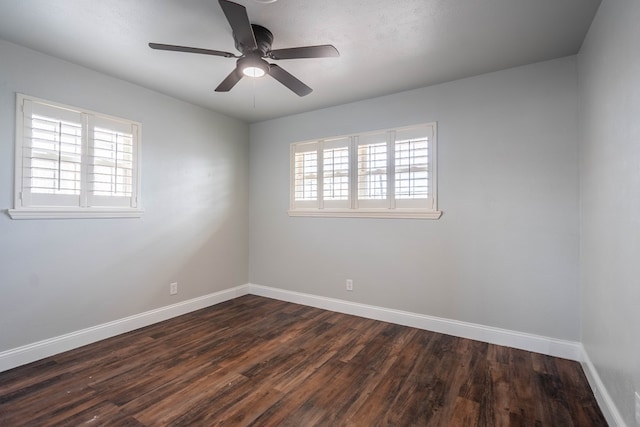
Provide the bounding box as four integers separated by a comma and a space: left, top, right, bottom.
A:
149, 43, 236, 58
268, 45, 340, 60
268, 64, 312, 97
219, 0, 257, 51
215, 67, 243, 92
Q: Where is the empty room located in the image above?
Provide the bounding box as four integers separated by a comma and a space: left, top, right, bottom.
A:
0, 0, 637, 425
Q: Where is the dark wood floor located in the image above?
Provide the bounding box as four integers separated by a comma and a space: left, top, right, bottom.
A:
0, 295, 606, 426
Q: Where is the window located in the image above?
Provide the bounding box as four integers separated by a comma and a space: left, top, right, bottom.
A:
9, 94, 143, 219
289, 123, 441, 219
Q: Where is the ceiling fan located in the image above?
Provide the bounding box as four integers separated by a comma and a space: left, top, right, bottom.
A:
149, 0, 339, 97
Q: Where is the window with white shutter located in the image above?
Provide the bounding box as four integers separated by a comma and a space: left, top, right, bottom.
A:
10, 94, 143, 219
289, 123, 441, 219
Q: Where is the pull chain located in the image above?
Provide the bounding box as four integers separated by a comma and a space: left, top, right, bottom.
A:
252, 77, 256, 108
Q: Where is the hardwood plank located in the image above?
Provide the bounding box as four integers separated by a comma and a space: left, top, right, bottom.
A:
0, 295, 608, 426
488, 344, 512, 427
449, 396, 481, 426
130, 367, 250, 425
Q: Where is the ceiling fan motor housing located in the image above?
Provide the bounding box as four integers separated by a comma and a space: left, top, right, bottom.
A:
235, 24, 274, 56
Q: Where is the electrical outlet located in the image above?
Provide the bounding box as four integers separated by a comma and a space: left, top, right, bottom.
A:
346, 279, 353, 291
169, 282, 178, 295
635, 391, 640, 425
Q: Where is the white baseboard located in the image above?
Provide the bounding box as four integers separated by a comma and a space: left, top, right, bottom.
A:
581, 346, 627, 427
0, 285, 250, 373
248, 283, 583, 361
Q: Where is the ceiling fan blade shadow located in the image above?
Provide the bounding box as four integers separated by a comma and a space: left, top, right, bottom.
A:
268, 64, 312, 97
149, 43, 236, 58
269, 45, 339, 60
215, 67, 244, 92
219, 0, 257, 51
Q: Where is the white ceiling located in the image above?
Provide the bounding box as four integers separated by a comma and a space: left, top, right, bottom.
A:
0, 0, 601, 123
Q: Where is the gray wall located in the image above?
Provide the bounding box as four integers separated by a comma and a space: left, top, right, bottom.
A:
249, 57, 581, 341
578, 0, 640, 424
0, 41, 250, 352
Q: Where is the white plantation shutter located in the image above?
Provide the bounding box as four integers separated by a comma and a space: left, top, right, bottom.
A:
12, 94, 142, 218
357, 132, 389, 208
88, 116, 139, 208
322, 137, 350, 208
20, 99, 84, 207
291, 141, 319, 208
394, 126, 433, 209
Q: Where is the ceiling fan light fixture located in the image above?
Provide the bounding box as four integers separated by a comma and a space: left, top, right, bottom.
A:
238, 56, 269, 78
242, 65, 266, 77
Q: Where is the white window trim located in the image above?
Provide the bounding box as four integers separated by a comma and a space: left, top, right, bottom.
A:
8, 207, 145, 220
8, 94, 143, 220
288, 208, 442, 219
289, 123, 442, 219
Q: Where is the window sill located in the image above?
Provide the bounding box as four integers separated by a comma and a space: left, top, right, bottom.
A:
7, 207, 145, 220
288, 208, 442, 219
